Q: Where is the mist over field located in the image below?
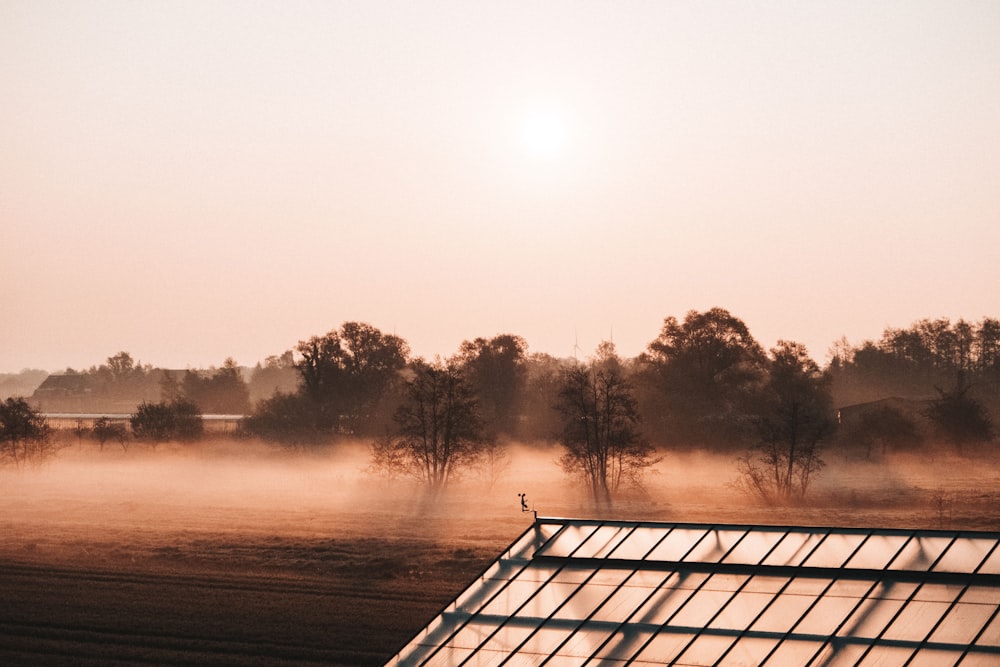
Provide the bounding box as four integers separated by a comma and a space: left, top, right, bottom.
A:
6, 437, 1000, 550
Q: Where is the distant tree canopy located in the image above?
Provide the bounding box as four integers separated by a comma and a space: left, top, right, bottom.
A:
294, 322, 410, 435
829, 317, 1000, 406
841, 405, 922, 459
455, 334, 528, 438
130, 400, 203, 443
247, 351, 299, 406
178, 358, 251, 415
923, 384, 994, 453
17, 310, 999, 458
639, 308, 767, 449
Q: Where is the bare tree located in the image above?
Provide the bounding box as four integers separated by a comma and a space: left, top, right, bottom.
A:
93, 417, 129, 452
556, 342, 657, 508
375, 358, 487, 492
737, 341, 833, 502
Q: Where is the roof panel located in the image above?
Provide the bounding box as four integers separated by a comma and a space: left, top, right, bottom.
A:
537, 523, 598, 557
708, 590, 774, 630
604, 525, 668, 560
672, 631, 735, 665
388, 520, 1000, 667
721, 529, 786, 565
574, 524, 634, 559
761, 529, 825, 567
645, 527, 710, 562
933, 536, 997, 573
845, 532, 911, 570
794, 592, 862, 635
929, 599, 995, 644
763, 637, 826, 665
630, 629, 695, 664
890, 535, 953, 570
682, 528, 747, 563
882, 599, 952, 642
802, 531, 868, 568
718, 636, 780, 666
979, 544, 1000, 574
856, 645, 914, 666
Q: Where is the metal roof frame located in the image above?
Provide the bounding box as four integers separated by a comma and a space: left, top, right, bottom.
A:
388, 518, 1000, 666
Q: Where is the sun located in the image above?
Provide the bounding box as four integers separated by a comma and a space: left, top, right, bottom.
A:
518, 108, 569, 160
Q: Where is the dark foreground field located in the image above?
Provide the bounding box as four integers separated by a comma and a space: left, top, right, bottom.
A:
2, 442, 999, 665
0, 533, 499, 666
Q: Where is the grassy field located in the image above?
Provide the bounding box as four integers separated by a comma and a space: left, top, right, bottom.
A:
1, 440, 998, 665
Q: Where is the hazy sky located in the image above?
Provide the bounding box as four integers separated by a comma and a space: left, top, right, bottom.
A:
3, 1, 998, 372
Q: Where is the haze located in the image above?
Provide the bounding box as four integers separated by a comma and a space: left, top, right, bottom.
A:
2, 1, 999, 372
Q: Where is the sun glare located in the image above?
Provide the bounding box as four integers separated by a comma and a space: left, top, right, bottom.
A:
518, 109, 569, 160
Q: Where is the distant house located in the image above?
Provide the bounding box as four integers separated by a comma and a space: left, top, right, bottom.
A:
32, 372, 98, 395
30, 369, 181, 413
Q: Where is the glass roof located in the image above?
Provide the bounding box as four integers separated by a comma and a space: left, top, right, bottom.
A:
388, 519, 1000, 666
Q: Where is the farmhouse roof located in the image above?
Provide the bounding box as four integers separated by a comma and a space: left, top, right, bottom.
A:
33, 373, 98, 394
389, 517, 1000, 665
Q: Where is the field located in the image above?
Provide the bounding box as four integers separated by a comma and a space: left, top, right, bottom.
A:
2, 440, 999, 666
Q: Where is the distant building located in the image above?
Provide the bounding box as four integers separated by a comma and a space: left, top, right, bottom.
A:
30, 369, 181, 413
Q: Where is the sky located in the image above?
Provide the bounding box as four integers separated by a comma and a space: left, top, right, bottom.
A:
2, 1, 998, 372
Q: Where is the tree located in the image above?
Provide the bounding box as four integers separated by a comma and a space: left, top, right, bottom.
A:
241, 392, 323, 444
181, 358, 251, 414
924, 384, 994, 453
456, 334, 527, 437
555, 342, 657, 508
844, 406, 922, 459
737, 341, 834, 502
377, 358, 487, 492
295, 322, 410, 435
130, 400, 203, 443
0, 397, 53, 468
247, 351, 299, 406
640, 308, 767, 449
519, 353, 572, 442
92, 417, 129, 452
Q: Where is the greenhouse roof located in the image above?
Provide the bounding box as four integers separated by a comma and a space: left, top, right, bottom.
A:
389, 517, 1000, 666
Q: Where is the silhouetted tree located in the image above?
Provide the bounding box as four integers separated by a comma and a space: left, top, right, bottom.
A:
556, 342, 656, 508
924, 384, 994, 453
181, 358, 251, 414
829, 317, 1000, 409
247, 351, 299, 406
844, 405, 922, 459
0, 397, 52, 468
295, 322, 409, 435
456, 334, 527, 438
131, 400, 203, 443
241, 392, 323, 444
640, 308, 767, 449
381, 358, 486, 491
93, 417, 129, 452
737, 341, 833, 502
519, 353, 571, 442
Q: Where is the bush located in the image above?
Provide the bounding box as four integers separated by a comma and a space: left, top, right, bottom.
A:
130, 400, 203, 443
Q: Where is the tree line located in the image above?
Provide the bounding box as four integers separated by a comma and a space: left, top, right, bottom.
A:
4, 309, 997, 506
